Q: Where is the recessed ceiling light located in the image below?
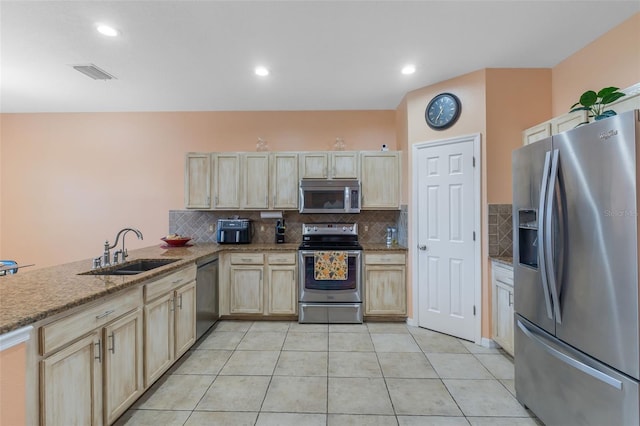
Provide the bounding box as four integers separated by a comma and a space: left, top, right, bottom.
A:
96, 24, 119, 37
401, 64, 416, 75
255, 66, 269, 77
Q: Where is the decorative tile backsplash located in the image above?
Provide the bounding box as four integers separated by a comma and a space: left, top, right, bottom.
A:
169, 209, 406, 245
488, 204, 513, 257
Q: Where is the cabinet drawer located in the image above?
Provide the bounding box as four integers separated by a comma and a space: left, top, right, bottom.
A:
365, 253, 405, 265
40, 286, 142, 356
492, 263, 514, 287
230, 253, 264, 265
267, 252, 296, 265
145, 263, 197, 302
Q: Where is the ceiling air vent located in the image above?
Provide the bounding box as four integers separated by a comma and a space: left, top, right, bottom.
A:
71, 64, 116, 80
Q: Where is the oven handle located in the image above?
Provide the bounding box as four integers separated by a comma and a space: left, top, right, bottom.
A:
299, 250, 362, 256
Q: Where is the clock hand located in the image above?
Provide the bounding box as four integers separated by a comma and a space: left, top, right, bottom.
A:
435, 106, 444, 122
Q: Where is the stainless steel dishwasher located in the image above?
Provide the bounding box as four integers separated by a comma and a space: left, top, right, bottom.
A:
196, 255, 219, 339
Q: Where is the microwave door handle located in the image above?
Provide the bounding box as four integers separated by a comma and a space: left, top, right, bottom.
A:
538, 150, 554, 320
236, 230, 240, 242
345, 188, 350, 211
220, 230, 225, 241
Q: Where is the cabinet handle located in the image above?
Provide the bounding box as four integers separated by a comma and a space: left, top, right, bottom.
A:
178, 294, 183, 309
108, 332, 115, 354
509, 292, 514, 307
215, 195, 219, 206
95, 340, 102, 363
169, 298, 175, 312
207, 195, 210, 205
96, 309, 115, 320
241, 258, 253, 262
273, 195, 276, 206
172, 278, 183, 284
265, 195, 268, 206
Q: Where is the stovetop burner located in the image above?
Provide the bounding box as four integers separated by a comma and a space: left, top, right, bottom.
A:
298, 223, 362, 251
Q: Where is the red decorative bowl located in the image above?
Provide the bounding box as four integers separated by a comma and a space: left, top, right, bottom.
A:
161, 236, 192, 247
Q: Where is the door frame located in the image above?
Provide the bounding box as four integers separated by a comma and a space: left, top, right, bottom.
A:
410, 133, 482, 344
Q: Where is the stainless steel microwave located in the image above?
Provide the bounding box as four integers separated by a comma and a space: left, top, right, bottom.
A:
299, 179, 361, 214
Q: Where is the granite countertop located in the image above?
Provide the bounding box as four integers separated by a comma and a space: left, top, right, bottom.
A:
0, 241, 405, 335
490, 256, 514, 267
361, 243, 408, 252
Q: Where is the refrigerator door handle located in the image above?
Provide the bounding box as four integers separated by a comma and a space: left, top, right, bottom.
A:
517, 320, 622, 390
538, 150, 554, 320
546, 149, 562, 324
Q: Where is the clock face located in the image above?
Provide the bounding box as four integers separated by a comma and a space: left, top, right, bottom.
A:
425, 93, 461, 130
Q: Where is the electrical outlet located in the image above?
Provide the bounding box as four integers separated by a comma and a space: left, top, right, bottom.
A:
364, 225, 369, 232
209, 224, 214, 232
260, 225, 265, 232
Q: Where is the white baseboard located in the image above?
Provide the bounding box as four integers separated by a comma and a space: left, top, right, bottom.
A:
406, 317, 418, 327
481, 337, 499, 348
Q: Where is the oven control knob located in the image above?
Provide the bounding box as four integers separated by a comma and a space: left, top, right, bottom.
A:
342, 226, 347, 231
313, 226, 318, 231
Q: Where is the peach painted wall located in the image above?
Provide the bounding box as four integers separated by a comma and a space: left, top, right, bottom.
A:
0, 111, 396, 269
485, 68, 552, 204
0, 343, 26, 426
552, 12, 640, 117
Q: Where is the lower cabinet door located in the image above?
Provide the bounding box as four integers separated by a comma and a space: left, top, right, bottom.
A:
41, 332, 103, 426
365, 266, 407, 315
175, 281, 197, 357
268, 265, 297, 315
144, 293, 174, 387
103, 309, 143, 425
493, 280, 514, 355
230, 266, 264, 314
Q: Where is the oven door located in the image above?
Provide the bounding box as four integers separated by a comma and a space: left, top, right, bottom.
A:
298, 250, 362, 302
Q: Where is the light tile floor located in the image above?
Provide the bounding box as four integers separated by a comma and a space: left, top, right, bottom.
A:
115, 321, 543, 426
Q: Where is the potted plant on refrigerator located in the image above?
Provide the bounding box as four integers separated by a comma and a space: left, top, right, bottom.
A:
569, 86, 626, 126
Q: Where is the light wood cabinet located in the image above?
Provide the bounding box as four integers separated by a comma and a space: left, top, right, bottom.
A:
364, 253, 406, 316
143, 265, 198, 387
221, 251, 297, 317
40, 332, 103, 426
266, 253, 297, 315
360, 151, 401, 209
184, 153, 211, 209
213, 153, 241, 209
39, 287, 144, 426
243, 153, 270, 209
523, 110, 589, 145
299, 152, 359, 179
270, 153, 299, 209
103, 309, 143, 425
491, 260, 514, 356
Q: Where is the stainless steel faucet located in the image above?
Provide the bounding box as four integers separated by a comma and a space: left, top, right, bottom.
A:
99, 228, 144, 267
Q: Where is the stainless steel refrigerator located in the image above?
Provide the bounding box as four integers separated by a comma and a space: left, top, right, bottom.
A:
512, 109, 640, 426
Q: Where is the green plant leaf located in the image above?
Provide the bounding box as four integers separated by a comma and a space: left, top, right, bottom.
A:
600, 110, 617, 117
579, 91, 597, 107
601, 92, 626, 105
597, 87, 620, 98
570, 102, 581, 109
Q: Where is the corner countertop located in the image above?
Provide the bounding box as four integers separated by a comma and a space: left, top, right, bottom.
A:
0, 241, 405, 335
490, 256, 513, 267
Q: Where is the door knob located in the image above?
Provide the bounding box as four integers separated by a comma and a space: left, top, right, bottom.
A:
418, 245, 428, 251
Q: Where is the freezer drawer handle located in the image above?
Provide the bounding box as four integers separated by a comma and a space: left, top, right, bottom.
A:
517, 321, 622, 390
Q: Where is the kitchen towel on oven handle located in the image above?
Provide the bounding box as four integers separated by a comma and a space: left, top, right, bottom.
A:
314, 251, 348, 280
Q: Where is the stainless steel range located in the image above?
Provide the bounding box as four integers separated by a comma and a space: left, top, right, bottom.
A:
298, 223, 363, 323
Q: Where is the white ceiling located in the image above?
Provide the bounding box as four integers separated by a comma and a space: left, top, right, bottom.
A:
1, 1, 638, 113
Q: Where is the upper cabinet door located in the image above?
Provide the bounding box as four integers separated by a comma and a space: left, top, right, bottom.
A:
213, 153, 241, 209
331, 152, 359, 179
271, 153, 299, 209
299, 153, 329, 178
184, 153, 211, 209
360, 151, 401, 209
243, 153, 270, 209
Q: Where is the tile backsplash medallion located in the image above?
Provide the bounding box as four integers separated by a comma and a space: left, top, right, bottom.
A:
169, 209, 407, 245
488, 204, 513, 257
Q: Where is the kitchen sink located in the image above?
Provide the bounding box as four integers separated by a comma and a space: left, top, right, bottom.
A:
80, 258, 179, 276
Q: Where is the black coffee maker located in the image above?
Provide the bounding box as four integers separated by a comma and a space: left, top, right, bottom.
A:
275, 219, 286, 244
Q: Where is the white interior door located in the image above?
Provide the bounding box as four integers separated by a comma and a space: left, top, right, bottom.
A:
415, 135, 479, 342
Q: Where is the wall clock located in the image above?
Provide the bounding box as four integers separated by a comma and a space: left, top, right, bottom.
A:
425, 92, 461, 130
